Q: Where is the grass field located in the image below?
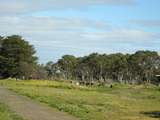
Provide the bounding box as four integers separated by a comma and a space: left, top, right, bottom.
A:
0, 102, 23, 120
0, 80, 160, 120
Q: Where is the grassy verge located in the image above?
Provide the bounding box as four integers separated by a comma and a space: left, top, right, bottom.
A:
0, 102, 23, 120
0, 80, 160, 120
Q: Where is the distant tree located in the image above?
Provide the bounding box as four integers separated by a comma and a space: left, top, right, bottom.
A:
109, 53, 129, 83
45, 61, 55, 79
52, 51, 160, 85
58, 55, 78, 80
128, 51, 159, 84
0, 36, 3, 45
0, 36, 4, 77
76, 58, 91, 82
35, 64, 48, 79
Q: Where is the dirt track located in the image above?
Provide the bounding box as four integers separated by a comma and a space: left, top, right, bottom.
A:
0, 87, 78, 120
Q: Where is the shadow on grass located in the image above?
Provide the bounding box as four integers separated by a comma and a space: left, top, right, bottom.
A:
141, 111, 160, 118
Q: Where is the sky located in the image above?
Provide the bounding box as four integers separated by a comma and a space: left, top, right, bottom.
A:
0, 0, 160, 63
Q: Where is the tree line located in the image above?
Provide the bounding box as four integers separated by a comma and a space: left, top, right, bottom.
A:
46, 52, 160, 85
0, 35, 160, 85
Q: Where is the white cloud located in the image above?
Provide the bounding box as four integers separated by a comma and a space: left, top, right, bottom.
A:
0, 0, 159, 63
0, 16, 157, 43
0, 0, 134, 14
130, 20, 160, 28
82, 29, 153, 42
0, 15, 159, 62
0, 16, 108, 33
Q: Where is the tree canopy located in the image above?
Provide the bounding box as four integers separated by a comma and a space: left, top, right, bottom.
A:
0, 35, 37, 79
44, 51, 160, 85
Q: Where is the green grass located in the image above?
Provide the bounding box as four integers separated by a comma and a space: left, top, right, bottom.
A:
0, 80, 160, 120
0, 102, 23, 120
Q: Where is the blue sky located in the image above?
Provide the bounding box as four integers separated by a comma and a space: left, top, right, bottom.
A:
0, 0, 160, 63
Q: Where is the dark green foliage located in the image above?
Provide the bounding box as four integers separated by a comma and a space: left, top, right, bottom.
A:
0, 35, 38, 79
58, 55, 78, 80
128, 51, 160, 84
45, 51, 160, 85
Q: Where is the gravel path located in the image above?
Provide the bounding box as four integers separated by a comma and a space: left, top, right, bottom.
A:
0, 87, 79, 120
